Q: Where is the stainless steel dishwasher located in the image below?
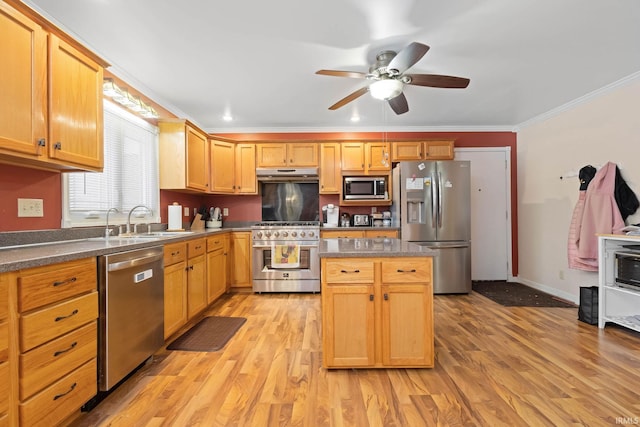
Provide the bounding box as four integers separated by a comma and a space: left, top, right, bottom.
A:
98, 246, 164, 391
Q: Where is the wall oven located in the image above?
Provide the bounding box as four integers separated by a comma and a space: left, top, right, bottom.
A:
252, 222, 320, 292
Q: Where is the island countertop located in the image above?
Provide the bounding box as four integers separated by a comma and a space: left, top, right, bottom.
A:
319, 238, 436, 258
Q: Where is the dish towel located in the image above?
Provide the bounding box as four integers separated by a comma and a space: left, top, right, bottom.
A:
271, 244, 300, 268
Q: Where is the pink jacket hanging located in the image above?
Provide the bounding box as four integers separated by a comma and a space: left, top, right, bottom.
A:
576, 162, 625, 264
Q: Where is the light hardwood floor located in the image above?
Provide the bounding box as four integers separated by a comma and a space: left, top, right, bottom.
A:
70, 291, 640, 426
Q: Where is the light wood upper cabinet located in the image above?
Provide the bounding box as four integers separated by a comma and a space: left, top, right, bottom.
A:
210, 140, 235, 193
235, 143, 257, 194
340, 142, 365, 172
257, 143, 318, 167
319, 142, 341, 194
209, 141, 257, 195
48, 34, 103, 170
390, 140, 454, 161
0, 3, 104, 172
366, 142, 390, 172
341, 142, 390, 174
0, 2, 47, 159
159, 120, 209, 192
424, 140, 454, 159
391, 141, 423, 161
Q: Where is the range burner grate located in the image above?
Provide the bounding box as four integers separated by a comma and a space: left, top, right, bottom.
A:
253, 221, 321, 228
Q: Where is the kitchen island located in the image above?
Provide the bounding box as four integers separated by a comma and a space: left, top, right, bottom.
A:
319, 238, 435, 369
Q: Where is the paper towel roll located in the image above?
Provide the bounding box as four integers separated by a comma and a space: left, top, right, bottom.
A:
168, 203, 182, 231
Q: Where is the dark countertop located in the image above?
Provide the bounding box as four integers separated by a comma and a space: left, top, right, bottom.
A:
0, 227, 249, 273
319, 238, 436, 258
320, 226, 400, 231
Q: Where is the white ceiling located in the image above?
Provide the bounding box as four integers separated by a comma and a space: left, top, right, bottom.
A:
25, 0, 640, 133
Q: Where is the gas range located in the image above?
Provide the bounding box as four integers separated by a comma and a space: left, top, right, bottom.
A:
251, 221, 320, 243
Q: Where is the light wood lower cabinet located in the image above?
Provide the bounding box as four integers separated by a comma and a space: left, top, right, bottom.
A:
321, 257, 433, 369
163, 242, 188, 339
1, 257, 98, 426
0, 274, 7, 423
186, 238, 207, 319
230, 232, 252, 289
206, 234, 227, 303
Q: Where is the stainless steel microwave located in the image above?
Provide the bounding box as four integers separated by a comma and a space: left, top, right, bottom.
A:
343, 176, 387, 200
615, 251, 640, 290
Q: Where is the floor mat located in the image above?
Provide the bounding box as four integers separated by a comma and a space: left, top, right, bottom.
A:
472, 281, 576, 307
167, 316, 246, 352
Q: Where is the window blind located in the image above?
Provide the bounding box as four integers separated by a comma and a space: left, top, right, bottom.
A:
62, 100, 160, 227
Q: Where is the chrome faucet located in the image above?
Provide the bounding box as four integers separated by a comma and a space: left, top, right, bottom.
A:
105, 208, 119, 239
126, 205, 153, 234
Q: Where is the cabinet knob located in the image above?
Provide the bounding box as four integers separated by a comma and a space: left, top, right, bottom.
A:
383, 293, 389, 300
369, 294, 374, 301
54, 142, 62, 150
37, 138, 46, 147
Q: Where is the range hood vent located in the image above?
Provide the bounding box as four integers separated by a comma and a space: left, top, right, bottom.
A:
256, 167, 319, 181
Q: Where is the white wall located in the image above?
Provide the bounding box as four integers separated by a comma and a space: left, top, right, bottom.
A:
517, 76, 640, 303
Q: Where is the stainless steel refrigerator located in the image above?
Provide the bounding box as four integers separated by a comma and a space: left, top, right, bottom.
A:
392, 161, 471, 294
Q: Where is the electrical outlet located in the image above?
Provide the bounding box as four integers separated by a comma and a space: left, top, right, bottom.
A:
371, 207, 377, 214
18, 198, 44, 217
183, 207, 189, 216
559, 270, 565, 280
223, 208, 229, 216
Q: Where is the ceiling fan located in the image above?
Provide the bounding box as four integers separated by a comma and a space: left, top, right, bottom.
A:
316, 42, 470, 115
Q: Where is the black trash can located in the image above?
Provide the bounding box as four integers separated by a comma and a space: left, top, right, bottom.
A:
578, 286, 599, 325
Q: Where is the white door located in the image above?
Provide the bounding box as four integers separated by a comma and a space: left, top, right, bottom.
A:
455, 148, 511, 280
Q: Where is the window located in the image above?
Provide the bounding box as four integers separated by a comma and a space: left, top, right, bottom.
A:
62, 100, 161, 228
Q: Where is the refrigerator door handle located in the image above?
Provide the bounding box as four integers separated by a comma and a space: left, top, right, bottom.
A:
431, 172, 438, 228
437, 171, 443, 228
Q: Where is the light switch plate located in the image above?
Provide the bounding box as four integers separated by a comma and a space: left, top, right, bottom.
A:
18, 198, 44, 217
223, 208, 229, 217
183, 207, 189, 216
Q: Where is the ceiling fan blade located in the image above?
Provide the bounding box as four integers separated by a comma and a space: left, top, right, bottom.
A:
388, 93, 409, 115
328, 86, 369, 110
316, 69, 368, 79
407, 74, 470, 89
387, 42, 430, 75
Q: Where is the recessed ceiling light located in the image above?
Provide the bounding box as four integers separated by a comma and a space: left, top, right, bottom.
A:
222, 114, 233, 122
350, 116, 360, 122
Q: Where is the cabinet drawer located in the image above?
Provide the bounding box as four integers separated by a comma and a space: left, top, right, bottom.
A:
382, 259, 432, 284
0, 322, 6, 363
324, 260, 374, 284
164, 242, 187, 266
188, 238, 206, 257
207, 235, 225, 252
0, 361, 7, 416
364, 230, 398, 239
20, 322, 97, 400
18, 258, 96, 312
20, 358, 97, 427
20, 292, 98, 352
321, 230, 364, 238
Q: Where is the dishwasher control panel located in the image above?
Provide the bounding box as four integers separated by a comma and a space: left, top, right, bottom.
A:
134, 269, 153, 283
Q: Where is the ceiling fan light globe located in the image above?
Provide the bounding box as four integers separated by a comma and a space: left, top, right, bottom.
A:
369, 79, 404, 100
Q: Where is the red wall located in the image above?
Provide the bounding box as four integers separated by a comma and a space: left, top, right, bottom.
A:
0, 164, 62, 231
2, 132, 517, 248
